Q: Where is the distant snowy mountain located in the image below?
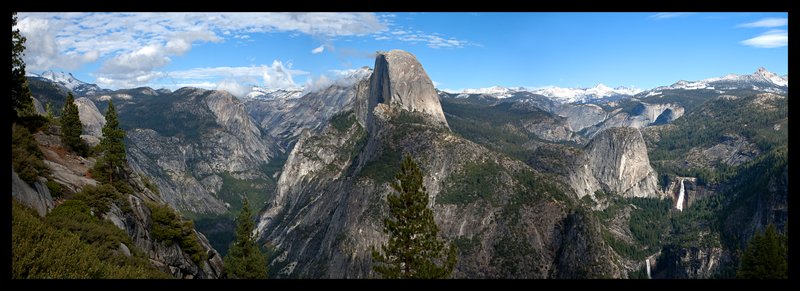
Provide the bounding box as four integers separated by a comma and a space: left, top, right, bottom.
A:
645, 67, 788, 95
27, 70, 108, 96
446, 84, 641, 103
243, 67, 373, 100
245, 87, 304, 100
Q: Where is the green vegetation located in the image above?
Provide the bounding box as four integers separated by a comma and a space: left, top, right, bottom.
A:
224, 198, 268, 279
147, 202, 207, 264
12, 200, 169, 279
371, 155, 457, 279
60, 92, 89, 156
628, 198, 672, 249
94, 100, 127, 184
442, 100, 544, 161
12, 124, 48, 184
11, 12, 35, 125
46, 180, 64, 199
492, 232, 537, 276
330, 110, 357, 132
73, 184, 122, 215
737, 224, 787, 279
438, 160, 504, 205
360, 146, 402, 184
218, 172, 272, 213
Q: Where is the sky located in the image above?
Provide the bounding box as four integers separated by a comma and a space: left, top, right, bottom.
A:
15, 12, 788, 96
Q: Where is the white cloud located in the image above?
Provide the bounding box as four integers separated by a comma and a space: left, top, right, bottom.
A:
738, 17, 788, 28
311, 45, 325, 54
216, 79, 251, 97
650, 13, 695, 19
16, 12, 387, 87
741, 30, 788, 48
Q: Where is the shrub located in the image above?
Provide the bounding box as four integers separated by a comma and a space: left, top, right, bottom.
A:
147, 202, 207, 264
12, 124, 48, 184
46, 180, 64, 199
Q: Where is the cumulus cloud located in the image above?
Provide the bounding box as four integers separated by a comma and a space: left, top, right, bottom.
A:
311, 45, 325, 54
16, 12, 387, 88
738, 17, 788, 28
216, 79, 251, 97
741, 30, 788, 48
15, 17, 99, 71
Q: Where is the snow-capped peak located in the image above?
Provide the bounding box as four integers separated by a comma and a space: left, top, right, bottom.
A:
754, 67, 787, 87
529, 84, 641, 103
460, 86, 514, 96
245, 86, 304, 100
38, 70, 87, 91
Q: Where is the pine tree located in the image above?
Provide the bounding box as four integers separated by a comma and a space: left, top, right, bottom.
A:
224, 198, 268, 279
11, 12, 35, 124
94, 100, 127, 184
737, 224, 787, 279
60, 93, 87, 156
371, 155, 457, 279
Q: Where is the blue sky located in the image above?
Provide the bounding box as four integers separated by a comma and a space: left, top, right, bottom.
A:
16, 12, 788, 95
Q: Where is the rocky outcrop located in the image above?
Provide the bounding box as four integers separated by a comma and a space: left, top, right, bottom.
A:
569, 127, 662, 199
256, 50, 623, 279
244, 70, 370, 152
11, 169, 54, 217
21, 126, 224, 278
652, 245, 722, 279
363, 50, 449, 131
75, 97, 106, 138
555, 103, 609, 132
119, 88, 275, 215
635, 102, 684, 124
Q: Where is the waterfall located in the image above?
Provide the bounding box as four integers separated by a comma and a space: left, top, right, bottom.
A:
646, 258, 651, 279
676, 178, 685, 211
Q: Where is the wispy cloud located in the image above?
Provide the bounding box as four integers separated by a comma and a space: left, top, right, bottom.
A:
375, 30, 473, 48
741, 30, 788, 48
650, 13, 695, 20
738, 17, 788, 28
311, 45, 325, 54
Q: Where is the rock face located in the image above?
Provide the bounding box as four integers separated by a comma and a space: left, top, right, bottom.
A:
652, 245, 722, 279
17, 127, 224, 278
244, 69, 371, 153
120, 88, 276, 215
11, 170, 54, 217
569, 127, 661, 199
256, 50, 623, 278
74, 97, 106, 138
363, 50, 449, 131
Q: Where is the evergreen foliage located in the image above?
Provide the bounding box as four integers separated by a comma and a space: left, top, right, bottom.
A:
737, 224, 787, 279
94, 100, 127, 184
11, 13, 35, 124
371, 155, 457, 279
224, 198, 268, 279
60, 93, 89, 156
12, 124, 49, 184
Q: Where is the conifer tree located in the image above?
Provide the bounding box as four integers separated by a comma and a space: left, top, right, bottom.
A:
224, 198, 268, 279
371, 155, 457, 279
11, 12, 35, 123
95, 100, 126, 184
60, 93, 87, 156
737, 224, 788, 279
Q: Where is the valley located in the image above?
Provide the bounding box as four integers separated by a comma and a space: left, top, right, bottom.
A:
18, 49, 788, 278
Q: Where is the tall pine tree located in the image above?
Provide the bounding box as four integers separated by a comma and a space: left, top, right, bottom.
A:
371, 155, 457, 279
11, 12, 35, 124
737, 224, 788, 279
94, 100, 127, 184
224, 198, 268, 279
60, 93, 87, 156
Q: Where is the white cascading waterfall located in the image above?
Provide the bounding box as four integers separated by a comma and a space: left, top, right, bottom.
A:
646, 258, 651, 279
676, 178, 685, 211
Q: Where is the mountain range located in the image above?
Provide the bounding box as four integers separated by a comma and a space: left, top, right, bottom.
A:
20, 50, 787, 279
